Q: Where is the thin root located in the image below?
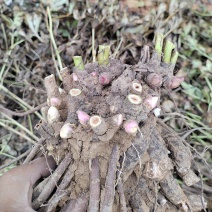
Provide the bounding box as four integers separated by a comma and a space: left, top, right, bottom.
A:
101, 144, 120, 212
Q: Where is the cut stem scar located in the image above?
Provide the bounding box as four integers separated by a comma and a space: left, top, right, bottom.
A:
132, 82, 142, 93
90, 115, 102, 127
90, 116, 108, 135
127, 94, 142, 105
69, 88, 81, 96
164, 40, 175, 63
97, 45, 110, 66
73, 56, 85, 70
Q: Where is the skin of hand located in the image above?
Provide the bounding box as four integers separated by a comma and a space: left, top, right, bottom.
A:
0, 156, 56, 212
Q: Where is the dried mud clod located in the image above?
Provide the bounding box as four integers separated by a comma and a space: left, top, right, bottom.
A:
32, 36, 203, 212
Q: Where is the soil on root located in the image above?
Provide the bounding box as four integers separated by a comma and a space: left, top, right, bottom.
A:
31, 46, 204, 212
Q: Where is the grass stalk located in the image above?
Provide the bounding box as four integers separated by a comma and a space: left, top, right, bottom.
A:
0, 152, 15, 159
0, 121, 36, 144
92, 27, 96, 62
2, 114, 39, 141
47, 6, 62, 80
0, 84, 43, 120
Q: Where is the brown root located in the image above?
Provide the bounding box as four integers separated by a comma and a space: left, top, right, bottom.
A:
101, 144, 120, 212
24, 139, 45, 164
158, 122, 200, 186
46, 164, 74, 212
160, 172, 191, 211
32, 153, 72, 209
117, 180, 127, 212
88, 158, 100, 212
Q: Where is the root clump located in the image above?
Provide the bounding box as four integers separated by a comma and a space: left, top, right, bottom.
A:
32, 38, 204, 212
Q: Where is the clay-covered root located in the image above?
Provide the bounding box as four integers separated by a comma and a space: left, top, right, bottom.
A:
101, 144, 120, 212
160, 172, 191, 211
60, 194, 88, 212
143, 125, 173, 181
158, 121, 200, 186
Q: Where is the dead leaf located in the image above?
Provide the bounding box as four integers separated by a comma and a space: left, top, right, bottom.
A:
24, 12, 43, 42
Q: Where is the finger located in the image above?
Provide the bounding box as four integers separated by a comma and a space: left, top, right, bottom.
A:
27, 156, 56, 185
2, 156, 56, 186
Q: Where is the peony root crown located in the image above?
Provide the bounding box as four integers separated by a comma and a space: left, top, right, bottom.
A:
32, 35, 204, 212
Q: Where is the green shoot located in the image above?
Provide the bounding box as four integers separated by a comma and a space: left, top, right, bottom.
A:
171, 50, 179, 65
164, 40, 175, 63
97, 45, 110, 66
155, 33, 164, 56
73, 56, 85, 70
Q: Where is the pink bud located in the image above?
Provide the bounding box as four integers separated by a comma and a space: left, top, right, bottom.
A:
77, 110, 90, 126
171, 76, 184, 89
73, 73, 78, 81
50, 97, 62, 107
113, 114, 123, 127
163, 79, 172, 88
99, 72, 111, 85
146, 73, 162, 88
144, 96, 158, 110
91, 71, 97, 76
123, 120, 138, 134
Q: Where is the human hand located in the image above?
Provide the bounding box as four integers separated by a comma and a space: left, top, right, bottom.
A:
0, 156, 56, 212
